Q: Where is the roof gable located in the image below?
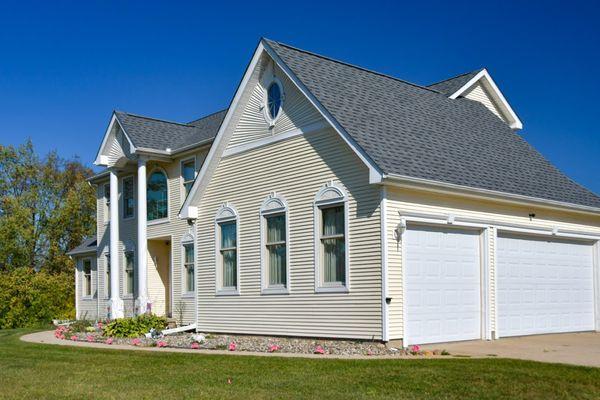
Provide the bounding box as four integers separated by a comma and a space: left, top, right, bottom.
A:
262, 40, 600, 210
428, 69, 483, 96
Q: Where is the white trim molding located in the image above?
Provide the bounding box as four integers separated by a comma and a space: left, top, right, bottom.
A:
259, 192, 290, 295
261, 71, 285, 127
146, 166, 170, 223
449, 68, 523, 130
380, 186, 389, 342
181, 228, 196, 297
215, 203, 241, 296
313, 181, 350, 293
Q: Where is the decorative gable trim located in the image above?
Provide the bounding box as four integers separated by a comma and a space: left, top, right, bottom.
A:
179, 39, 383, 219
449, 69, 523, 130
94, 113, 137, 166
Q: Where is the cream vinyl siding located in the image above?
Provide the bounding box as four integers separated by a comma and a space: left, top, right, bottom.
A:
386, 186, 600, 340
90, 148, 208, 322
196, 128, 383, 339
463, 82, 506, 121
227, 64, 323, 149
75, 256, 98, 320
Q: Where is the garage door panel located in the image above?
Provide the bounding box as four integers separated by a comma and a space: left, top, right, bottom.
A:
497, 234, 594, 337
405, 226, 482, 345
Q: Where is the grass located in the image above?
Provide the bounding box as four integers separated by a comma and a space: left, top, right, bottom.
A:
1, 329, 599, 399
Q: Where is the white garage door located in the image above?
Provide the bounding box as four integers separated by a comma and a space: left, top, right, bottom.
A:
497, 234, 595, 337
405, 225, 482, 345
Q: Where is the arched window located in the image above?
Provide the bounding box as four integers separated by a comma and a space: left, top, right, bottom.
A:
263, 77, 284, 126
313, 181, 349, 293
147, 170, 168, 221
215, 203, 239, 295
260, 193, 289, 294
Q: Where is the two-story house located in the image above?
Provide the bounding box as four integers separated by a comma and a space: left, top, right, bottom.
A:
69, 39, 600, 346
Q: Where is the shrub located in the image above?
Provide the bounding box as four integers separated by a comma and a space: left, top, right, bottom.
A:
103, 314, 167, 338
0, 268, 75, 329
69, 319, 94, 333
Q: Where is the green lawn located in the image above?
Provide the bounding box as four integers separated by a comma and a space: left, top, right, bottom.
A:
1, 329, 599, 399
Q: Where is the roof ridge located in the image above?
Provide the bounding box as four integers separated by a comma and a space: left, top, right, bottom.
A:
428, 68, 484, 87
187, 108, 228, 125
115, 110, 194, 128
264, 39, 443, 95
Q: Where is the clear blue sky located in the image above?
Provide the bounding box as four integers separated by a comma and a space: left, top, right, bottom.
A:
1, 0, 598, 193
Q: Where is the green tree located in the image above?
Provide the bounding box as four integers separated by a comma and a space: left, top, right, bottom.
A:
0, 139, 96, 274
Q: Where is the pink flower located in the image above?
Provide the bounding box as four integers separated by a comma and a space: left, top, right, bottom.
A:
156, 340, 167, 348
105, 338, 113, 345
410, 345, 421, 353
268, 344, 281, 353
228, 342, 236, 351
367, 350, 373, 356
58, 334, 65, 340
191, 342, 200, 350
314, 345, 325, 355
86, 335, 94, 343
131, 338, 142, 346
70, 335, 78, 341
97, 322, 103, 329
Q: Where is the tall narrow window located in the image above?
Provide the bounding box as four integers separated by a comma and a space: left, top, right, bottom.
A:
125, 251, 134, 295
105, 253, 111, 298
220, 221, 237, 289
266, 214, 286, 286
82, 259, 92, 297
320, 206, 345, 284
123, 177, 135, 219
147, 170, 168, 221
314, 182, 349, 292
183, 243, 195, 293
104, 184, 111, 222
260, 193, 289, 294
181, 158, 195, 197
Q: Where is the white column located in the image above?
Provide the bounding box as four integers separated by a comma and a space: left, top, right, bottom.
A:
136, 158, 149, 314
109, 169, 124, 319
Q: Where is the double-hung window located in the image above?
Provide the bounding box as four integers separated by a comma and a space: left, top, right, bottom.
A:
260, 194, 289, 294
215, 204, 239, 295
123, 177, 135, 219
314, 182, 349, 292
181, 158, 195, 197
82, 259, 92, 297
125, 251, 134, 295
183, 243, 195, 293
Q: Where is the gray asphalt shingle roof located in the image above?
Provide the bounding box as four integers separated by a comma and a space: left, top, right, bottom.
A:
427, 69, 483, 96
115, 109, 226, 153
67, 236, 97, 256
264, 39, 600, 209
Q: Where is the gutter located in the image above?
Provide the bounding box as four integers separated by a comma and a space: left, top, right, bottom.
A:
383, 173, 600, 216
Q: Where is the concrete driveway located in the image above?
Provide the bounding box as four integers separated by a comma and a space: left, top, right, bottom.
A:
421, 332, 600, 367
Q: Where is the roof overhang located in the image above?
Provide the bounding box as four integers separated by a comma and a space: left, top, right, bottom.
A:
449, 69, 523, 130
383, 173, 600, 216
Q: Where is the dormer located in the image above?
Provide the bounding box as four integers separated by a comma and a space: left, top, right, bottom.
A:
429, 68, 523, 130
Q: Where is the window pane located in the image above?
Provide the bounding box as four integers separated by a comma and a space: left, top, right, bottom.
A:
220, 222, 236, 248
83, 260, 92, 296
222, 250, 237, 287
268, 83, 282, 119
322, 238, 345, 283
266, 214, 285, 243
123, 178, 134, 218
184, 243, 195, 292
185, 244, 194, 264
125, 252, 134, 295
186, 265, 195, 292
147, 171, 168, 220
268, 244, 286, 286
105, 255, 111, 297
322, 206, 344, 236
182, 161, 195, 182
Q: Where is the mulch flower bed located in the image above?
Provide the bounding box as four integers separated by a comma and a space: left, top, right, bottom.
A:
55, 325, 449, 357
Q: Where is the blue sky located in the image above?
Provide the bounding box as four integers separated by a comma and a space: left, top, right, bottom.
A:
1, 0, 598, 193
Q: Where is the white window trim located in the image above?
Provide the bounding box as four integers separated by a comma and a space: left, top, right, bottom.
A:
259, 193, 290, 295
147, 167, 169, 224
181, 231, 196, 297
313, 181, 350, 293
180, 156, 196, 202
262, 74, 285, 127
81, 257, 94, 300
123, 241, 135, 299
215, 203, 240, 296
103, 183, 110, 225
122, 175, 135, 220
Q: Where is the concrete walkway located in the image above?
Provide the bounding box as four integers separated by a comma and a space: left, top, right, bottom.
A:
421, 332, 600, 367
